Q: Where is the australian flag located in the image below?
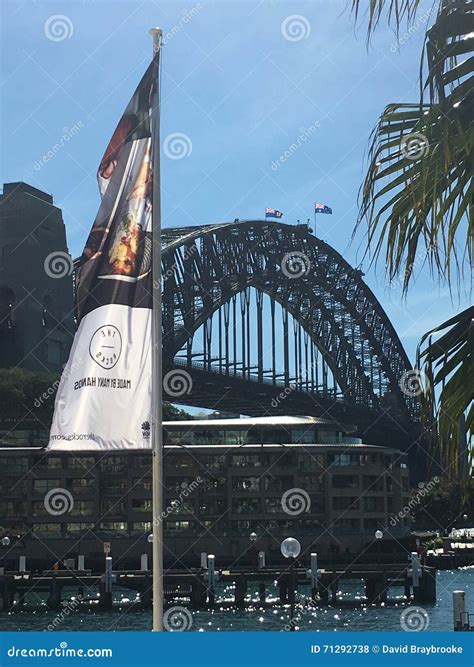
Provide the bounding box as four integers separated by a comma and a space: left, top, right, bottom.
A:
265, 207, 283, 219
314, 203, 332, 215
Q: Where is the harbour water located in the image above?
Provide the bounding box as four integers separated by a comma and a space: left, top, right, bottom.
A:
1, 569, 472, 632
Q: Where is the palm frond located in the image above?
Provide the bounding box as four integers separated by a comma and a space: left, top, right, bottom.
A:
356, 0, 473, 291
417, 306, 473, 478
350, 0, 424, 40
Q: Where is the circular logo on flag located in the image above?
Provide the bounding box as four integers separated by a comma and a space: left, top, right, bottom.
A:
89, 325, 122, 370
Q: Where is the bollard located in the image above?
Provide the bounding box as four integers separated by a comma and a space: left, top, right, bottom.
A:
310, 553, 318, 600
207, 554, 215, 608
410, 552, 421, 601
453, 590, 467, 631
258, 582, 266, 603
140, 554, 149, 571
99, 557, 113, 610
78, 555, 85, 571
105, 557, 113, 593
235, 574, 247, 608
200, 552, 207, 569
258, 551, 266, 570
18, 556, 26, 573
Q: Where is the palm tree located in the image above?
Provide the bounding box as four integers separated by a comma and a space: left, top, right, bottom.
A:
351, 0, 473, 476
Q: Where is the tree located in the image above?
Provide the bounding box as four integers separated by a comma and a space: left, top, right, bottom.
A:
351, 0, 473, 476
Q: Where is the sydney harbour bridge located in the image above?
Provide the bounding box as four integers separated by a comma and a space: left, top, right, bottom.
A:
159, 220, 422, 460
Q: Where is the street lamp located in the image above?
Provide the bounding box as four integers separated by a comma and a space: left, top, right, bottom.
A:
281, 538, 301, 631
249, 532, 257, 543
1, 537, 10, 547
375, 530, 383, 565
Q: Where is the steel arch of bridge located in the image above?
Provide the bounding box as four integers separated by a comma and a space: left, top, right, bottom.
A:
161, 220, 417, 424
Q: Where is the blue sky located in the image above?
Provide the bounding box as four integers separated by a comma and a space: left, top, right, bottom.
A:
0, 0, 469, 364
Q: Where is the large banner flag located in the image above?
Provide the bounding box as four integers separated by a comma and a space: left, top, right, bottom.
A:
48, 62, 158, 451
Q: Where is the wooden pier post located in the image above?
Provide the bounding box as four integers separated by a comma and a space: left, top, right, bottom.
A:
207, 554, 216, 608
258, 582, 266, 603
78, 555, 85, 571
99, 557, 113, 610
234, 574, 247, 608
453, 590, 467, 630
191, 575, 207, 609
310, 553, 318, 601
47, 576, 61, 611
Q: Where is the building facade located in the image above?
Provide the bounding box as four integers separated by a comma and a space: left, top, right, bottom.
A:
0, 417, 410, 570
0, 182, 74, 372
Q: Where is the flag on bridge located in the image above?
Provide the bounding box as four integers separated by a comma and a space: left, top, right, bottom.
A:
47, 59, 159, 451
314, 203, 332, 215
265, 207, 283, 219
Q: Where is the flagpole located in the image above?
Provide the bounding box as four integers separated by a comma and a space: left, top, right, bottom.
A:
149, 26, 164, 633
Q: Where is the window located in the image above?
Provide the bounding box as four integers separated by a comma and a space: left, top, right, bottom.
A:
291, 428, 316, 444
231, 454, 261, 468
199, 499, 225, 515
32, 523, 62, 537
332, 475, 359, 489
232, 476, 260, 492
132, 499, 152, 513
334, 518, 360, 529
198, 454, 226, 470
298, 475, 322, 493
202, 477, 226, 493
0, 457, 28, 474
165, 500, 194, 515
69, 456, 95, 470
264, 475, 293, 492
71, 500, 95, 517
131, 521, 152, 535
165, 520, 194, 533
297, 453, 324, 470
133, 477, 152, 492
101, 499, 125, 515
101, 479, 126, 495
363, 497, 385, 512
265, 497, 283, 514
33, 479, 62, 494
164, 454, 193, 469
364, 476, 384, 492
66, 523, 94, 535
333, 497, 359, 511
328, 453, 358, 467
132, 455, 151, 470
0, 501, 26, 517
99, 521, 128, 534
68, 478, 95, 494
232, 498, 261, 514
39, 457, 63, 470
0, 479, 26, 495
100, 456, 125, 473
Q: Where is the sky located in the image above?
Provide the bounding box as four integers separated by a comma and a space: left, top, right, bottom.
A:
0, 0, 470, 365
